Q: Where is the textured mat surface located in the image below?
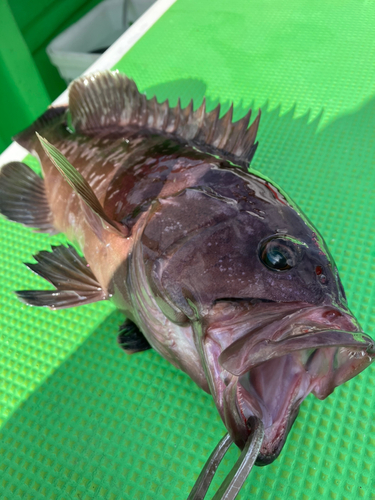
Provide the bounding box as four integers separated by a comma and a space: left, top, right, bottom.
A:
0, 0, 374, 498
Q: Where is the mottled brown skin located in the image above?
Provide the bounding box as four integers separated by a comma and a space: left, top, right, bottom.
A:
18, 104, 374, 465
31, 122, 212, 300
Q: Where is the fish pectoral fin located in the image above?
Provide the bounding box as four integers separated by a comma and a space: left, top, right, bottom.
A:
0, 161, 57, 234
36, 133, 129, 237
118, 319, 152, 354
16, 244, 108, 309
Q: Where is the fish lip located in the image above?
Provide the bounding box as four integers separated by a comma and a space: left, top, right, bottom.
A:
221, 328, 374, 376
254, 404, 300, 466
218, 305, 374, 377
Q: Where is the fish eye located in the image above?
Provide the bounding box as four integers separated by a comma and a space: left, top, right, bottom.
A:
259, 236, 303, 272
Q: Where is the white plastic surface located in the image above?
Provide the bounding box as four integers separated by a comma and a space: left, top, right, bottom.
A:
0, 0, 177, 166
47, 0, 156, 83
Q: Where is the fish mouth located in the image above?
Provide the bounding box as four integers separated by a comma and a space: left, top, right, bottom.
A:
202, 300, 374, 465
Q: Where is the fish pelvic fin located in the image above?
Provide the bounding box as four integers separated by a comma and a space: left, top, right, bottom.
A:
0, 161, 57, 233
68, 71, 261, 167
13, 106, 67, 152
16, 244, 108, 309
118, 319, 152, 354
36, 133, 129, 238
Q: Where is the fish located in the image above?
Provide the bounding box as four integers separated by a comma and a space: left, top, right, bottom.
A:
0, 70, 374, 493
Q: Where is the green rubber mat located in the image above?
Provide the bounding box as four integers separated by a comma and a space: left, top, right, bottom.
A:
1, 0, 374, 498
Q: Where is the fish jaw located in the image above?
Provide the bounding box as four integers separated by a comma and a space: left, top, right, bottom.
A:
196, 300, 374, 464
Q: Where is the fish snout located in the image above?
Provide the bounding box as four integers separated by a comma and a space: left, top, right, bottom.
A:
215, 303, 374, 462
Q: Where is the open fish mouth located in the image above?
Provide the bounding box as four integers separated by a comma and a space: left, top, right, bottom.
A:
202, 300, 375, 465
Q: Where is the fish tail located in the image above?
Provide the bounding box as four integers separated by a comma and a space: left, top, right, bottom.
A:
0, 161, 57, 233
0, 107, 68, 232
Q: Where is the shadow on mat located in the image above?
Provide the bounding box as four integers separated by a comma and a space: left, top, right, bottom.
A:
0, 310, 224, 500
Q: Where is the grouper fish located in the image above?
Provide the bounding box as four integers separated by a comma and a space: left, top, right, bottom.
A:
0, 71, 373, 496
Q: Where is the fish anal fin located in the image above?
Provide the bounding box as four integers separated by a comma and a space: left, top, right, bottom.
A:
36, 133, 129, 238
17, 245, 107, 310
68, 71, 260, 167
118, 319, 152, 354
0, 161, 57, 234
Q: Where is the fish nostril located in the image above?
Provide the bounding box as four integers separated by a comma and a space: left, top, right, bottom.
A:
318, 274, 327, 284
322, 310, 342, 320
315, 266, 323, 275
315, 266, 327, 285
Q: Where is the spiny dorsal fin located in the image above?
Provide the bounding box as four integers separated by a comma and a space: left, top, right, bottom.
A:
16, 244, 107, 310
68, 71, 260, 166
36, 133, 128, 237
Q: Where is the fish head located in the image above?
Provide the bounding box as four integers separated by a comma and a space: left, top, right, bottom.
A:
140, 166, 374, 464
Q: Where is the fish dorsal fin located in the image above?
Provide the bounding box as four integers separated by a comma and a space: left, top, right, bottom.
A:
69, 71, 261, 166
36, 133, 128, 237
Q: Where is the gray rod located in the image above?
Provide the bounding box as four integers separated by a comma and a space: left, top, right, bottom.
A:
188, 417, 264, 500
188, 433, 233, 500
212, 417, 264, 500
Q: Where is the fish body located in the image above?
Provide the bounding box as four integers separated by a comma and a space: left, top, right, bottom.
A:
0, 71, 373, 466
